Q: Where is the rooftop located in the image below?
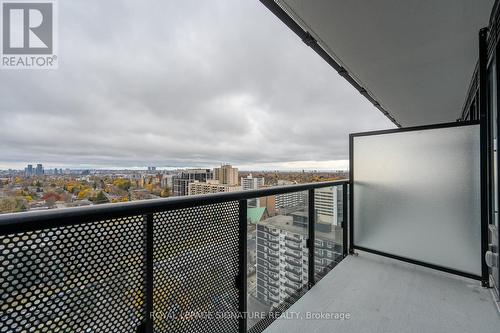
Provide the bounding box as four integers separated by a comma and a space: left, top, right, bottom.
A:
258, 213, 342, 242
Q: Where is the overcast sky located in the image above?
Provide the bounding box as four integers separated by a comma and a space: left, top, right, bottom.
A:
0, 0, 394, 171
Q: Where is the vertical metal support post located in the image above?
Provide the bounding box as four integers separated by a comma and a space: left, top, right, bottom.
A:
479, 27, 491, 288
349, 135, 355, 254
342, 183, 348, 257
238, 200, 248, 333
308, 189, 315, 288
144, 213, 154, 332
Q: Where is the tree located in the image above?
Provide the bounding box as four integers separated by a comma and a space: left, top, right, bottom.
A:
77, 189, 91, 200
160, 187, 171, 198
0, 198, 17, 213
92, 191, 109, 204
46, 197, 56, 208
113, 178, 131, 191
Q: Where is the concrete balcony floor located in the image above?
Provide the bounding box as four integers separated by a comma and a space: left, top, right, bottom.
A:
264, 251, 500, 333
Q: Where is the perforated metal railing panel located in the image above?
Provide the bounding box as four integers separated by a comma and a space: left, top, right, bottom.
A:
0, 216, 146, 333
153, 201, 240, 333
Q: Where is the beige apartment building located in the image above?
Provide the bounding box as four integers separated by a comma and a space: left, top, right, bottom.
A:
213, 164, 239, 185
188, 179, 241, 195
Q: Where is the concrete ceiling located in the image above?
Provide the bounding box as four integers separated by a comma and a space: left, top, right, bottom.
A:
280, 0, 495, 126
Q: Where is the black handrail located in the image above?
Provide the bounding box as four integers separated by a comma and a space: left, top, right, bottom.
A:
0, 180, 348, 235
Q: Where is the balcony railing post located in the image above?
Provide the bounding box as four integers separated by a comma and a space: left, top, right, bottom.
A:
349, 135, 355, 255
478, 27, 491, 288
238, 199, 248, 333
308, 189, 315, 288
145, 213, 154, 333
342, 183, 348, 257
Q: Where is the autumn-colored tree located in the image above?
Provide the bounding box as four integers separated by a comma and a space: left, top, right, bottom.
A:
42, 192, 63, 202
113, 178, 131, 191
77, 188, 92, 200
92, 191, 109, 204
145, 183, 154, 192
0, 198, 17, 213
160, 187, 171, 198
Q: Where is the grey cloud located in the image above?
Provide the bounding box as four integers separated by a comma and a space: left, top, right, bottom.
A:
0, 0, 393, 169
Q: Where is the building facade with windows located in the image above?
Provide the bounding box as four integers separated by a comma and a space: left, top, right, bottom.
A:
172, 169, 213, 196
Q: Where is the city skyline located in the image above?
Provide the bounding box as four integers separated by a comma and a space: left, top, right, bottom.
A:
0, 160, 351, 172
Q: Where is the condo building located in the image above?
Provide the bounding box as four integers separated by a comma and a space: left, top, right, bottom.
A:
214, 164, 239, 185
255, 213, 343, 308
172, 169, 213, 196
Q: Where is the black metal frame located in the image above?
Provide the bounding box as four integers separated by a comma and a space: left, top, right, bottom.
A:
238, 199, 248, 333
307, 189, 315, 288
493, 27, 500, 294
342, 183, 348, 257
479, 27, 492, 287
349, 120, 487, 283
0, 180, 349, 333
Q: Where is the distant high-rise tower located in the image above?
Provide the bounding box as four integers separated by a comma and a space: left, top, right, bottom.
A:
25, 164, 33, 177
214, 164, 238, 185
314, 186, 340, 226
35, 164, 44, 176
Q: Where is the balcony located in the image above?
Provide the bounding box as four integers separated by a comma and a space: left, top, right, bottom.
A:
1, 159, 499, 333
268, 271, 280, 281
268, 294, 280, 304
267, 229, 280, 237
284, 265, 302, 276
284, 273, 303, 285
284, 251, 303, 260
266, 236, 280, 244
268, 287, 280, 297
2, 0, 500, 332
268, 243, 279, 252
267, 258, 280, 266
285, 242, 303, 252
285, 258, 302, 267
0, 181, 345, 333
267, 251, 280, 259
284, 235, 301, 243
267, 266, 280, 275
267, 280, 279, 289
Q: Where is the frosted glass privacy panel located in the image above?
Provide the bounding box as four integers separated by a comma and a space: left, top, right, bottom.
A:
352, 124, 481, 276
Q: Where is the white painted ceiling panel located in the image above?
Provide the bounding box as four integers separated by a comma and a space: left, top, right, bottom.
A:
280, 0, 494, 126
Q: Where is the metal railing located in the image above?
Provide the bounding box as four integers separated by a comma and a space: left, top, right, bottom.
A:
285, 242, 302, 252
0, 180, 348, 333
284, 235, 301, 243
